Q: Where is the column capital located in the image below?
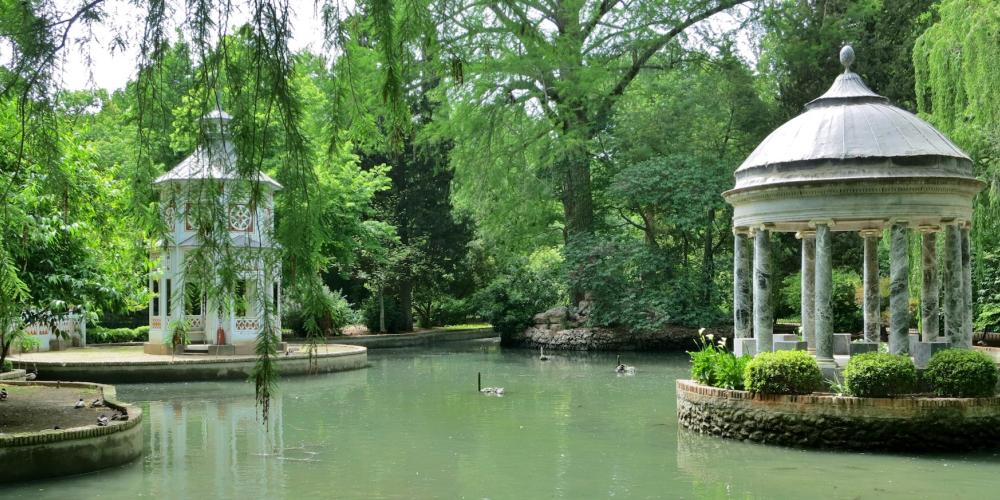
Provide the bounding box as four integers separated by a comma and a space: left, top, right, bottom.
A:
808, 219, 834, 229
859, 228, 882, 238
795, 230, 816, 239
733, 226, 752, 236
889, 218, 909, 227
917, 224, 941, 234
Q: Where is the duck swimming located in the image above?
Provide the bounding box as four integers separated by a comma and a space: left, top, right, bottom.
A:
539, 347, 549, 361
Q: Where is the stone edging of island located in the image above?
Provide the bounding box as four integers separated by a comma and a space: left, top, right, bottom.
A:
0, 381, 143, 482
676, 379, 1000, 451
329, 328, 496, 348
16, 345, 368, 383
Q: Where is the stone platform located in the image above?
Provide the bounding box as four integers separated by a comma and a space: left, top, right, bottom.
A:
11, 344, 367, 383
0, 380, 143, 482
676, 379, 1000, 451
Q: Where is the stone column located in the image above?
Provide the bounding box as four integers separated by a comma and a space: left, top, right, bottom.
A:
733, 230, 752, 340
754, 228, 773, 354
861, 229, 881, 343
944, 224, 963, 345
919, 228, 940, 342
961, 224, 973, 347
814, 223, 834, 364
799, 231, 816, 349
889, 223, 910, 355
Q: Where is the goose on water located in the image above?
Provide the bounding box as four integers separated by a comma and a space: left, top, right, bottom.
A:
0, 388, 7, 401
539, 347, 549, 361
480, 386, 505, 396
615, 355, 636, 375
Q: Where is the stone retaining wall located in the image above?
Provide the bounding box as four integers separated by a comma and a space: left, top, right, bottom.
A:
506, 325, 730, 351
0, 381, 143, 482
19, 346, 368, 384
330, 328, 496, 349
676, 379, 1000, 451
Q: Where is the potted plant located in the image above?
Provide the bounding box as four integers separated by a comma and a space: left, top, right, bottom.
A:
167, 319, 191, 354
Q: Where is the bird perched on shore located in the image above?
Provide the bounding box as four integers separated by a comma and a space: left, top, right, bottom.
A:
25, 371, 37, 381
90, 398, 104, 408
111, 410, 129, 422
0, 388, 7, 401
74, 398, 85, 409
539, 347, 549, 361
97, 414, 109, 427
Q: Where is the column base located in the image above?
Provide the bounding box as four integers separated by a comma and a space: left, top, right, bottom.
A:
816, 357, 839, 381
734, 338, 757, 357
912, 341, 951, 369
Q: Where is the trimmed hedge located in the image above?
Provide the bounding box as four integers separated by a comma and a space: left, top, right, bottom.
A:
744, 350, 823, 395
924, 349, 998, 397
89, 326, 150, 344
843, 352, 917, 397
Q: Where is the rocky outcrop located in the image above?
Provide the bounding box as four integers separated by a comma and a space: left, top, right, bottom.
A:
503, 304, 730, 351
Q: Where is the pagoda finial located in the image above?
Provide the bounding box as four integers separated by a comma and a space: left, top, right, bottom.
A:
839, 45, 855, 73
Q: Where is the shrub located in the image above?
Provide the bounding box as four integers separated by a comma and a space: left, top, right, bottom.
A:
2, 359, 11, 373
89, 326, 150, 344
714, 353, 752, 390
689, 335, 721, 386
924, 349, 998, 397
744, 350, 822, 395
284, 285, 359, 336
473, 259, 562, 337
843, 352, 917, 397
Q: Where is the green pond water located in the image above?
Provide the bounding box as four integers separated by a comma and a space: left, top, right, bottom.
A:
8, 339, 1000, 499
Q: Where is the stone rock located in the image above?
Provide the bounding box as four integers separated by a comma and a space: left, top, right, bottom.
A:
833, 333, 852, 355
848, 341, 879, 356
773, 340, 807, 351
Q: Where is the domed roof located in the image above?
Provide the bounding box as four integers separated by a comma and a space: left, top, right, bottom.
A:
733, 47, 971, 191
724, 46, 983, 232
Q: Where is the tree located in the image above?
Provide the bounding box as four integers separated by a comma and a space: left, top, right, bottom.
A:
430, 0, 746, 290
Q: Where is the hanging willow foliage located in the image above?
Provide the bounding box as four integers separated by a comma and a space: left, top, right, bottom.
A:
914, 0, 1000, 232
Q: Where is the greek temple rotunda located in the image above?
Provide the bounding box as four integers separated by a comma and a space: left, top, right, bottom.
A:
724, 46, 983, 367
144, 109, 282, 355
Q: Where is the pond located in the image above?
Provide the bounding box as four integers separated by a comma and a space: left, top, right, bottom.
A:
9, 339, 1000, 499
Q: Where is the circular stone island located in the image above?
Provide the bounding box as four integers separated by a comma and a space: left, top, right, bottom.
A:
676, 380, 1000, 451
0, 381, 143, 482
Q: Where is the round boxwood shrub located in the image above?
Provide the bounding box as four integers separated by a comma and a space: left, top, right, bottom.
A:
924, 349, 998, 397
744, 350, 823, 395
843, 352, 917, 397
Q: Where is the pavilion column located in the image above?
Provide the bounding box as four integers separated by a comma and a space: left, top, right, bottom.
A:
944, 223, 963, 345
799, 231, 816, 350
754, 227, 773, 354
961, 224, 974, 347
861, 229, 881, 343
733, 229, 753, 341
814, 223, 834, 364
920, 228, 940, 342
889, 222, 910, 354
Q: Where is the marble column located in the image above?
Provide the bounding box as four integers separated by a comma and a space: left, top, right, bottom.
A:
961, 225, 973, 347
889, 223, 910, 355
799, 232, 816, 349
944, 224, 963, 345
861, 230, 881, 343
814, 223, 834, 363
920, 229, 940, 342
733, 230, 752, 340
754, 228, 773, 354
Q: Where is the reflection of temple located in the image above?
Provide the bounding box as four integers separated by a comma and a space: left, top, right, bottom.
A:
144, 109, 282, 355
143, 390, 286, 497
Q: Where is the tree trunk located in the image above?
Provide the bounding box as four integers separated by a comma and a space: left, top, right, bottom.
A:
560, 140, 595, 305
398, 278, 414, 332
702, 207, 716, 303
378, 288, 385, 333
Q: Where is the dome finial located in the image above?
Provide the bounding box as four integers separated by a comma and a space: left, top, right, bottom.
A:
840, 45, 855, 73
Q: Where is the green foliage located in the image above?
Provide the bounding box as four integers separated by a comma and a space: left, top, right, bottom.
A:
167, 319, 190, 349
1, 359, 11, 373
89, 326, 150, 344
474, 260, 562, 338
744, 350, 823, 395
843, 352, 918, 397
688, 332, 750, 390
975, 253, 1000, 332
283, 285, 358, 337
924, 349, 998, 397
362, 294, 408, 334
781, 270, 863, 332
